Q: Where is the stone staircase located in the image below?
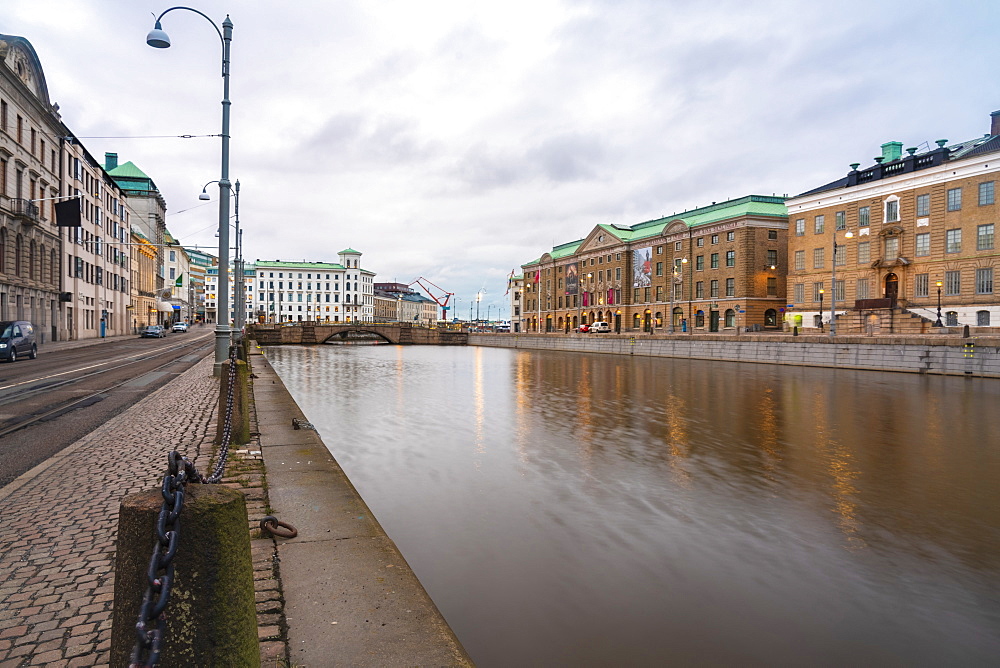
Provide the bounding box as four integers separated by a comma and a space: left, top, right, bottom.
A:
842, 306, 936, 335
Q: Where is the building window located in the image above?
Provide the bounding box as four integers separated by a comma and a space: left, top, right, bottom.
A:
767, 249, 778, 267
947, 188, 962, 211
915, 233, 930, 256
945, 270, 961, 296
674, 241, 682, 251
768, 230, 778, 240
884, 236, 899, 260
767, 277, 777, 296
946, 229, 962, 253
835, 211, 845, 230
695, 281, 704, 298
814, 215, 825, 234
834, 244, 846, 266
655, 262, 663, 276
710, 280, 719, 297
795, 219, 805, 236
916, 193, 930, 217
856, 278, 869, 300
725, 250, 735, 267
813, 282, 824, 302
858, 206, 870, 227
696, 237, 704, 247
976, 268, 993, 294
979, 181, 994, 206
813, 247, 825, 269
834, 279, 845, 301
946, 311, 959, 327
710, 253, 719, 269
711, 234, 719, 244
885, 198, 899, 223
914, 274, 929, 298
977, 224, 994, 250
857, 241, 870, 264
726, 231, 735, 241
725, 278, 735, 297
793, 283, 804, 304
696, 255, 704, 270
794, 250, 805, 271
977, 310, 991, 326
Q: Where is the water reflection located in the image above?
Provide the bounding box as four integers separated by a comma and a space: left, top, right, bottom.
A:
266, 345, 1000, 666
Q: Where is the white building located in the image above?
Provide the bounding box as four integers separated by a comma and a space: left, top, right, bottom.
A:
250, 249, 375, 323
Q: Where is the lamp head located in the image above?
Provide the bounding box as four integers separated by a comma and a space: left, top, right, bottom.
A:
146, 21, 171, 48
199, 188, 211, 201
845, 231, 854, 239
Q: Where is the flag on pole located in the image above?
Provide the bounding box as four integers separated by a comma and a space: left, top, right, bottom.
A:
505, 269, 515, 295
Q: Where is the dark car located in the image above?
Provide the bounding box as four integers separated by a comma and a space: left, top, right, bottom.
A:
0, 320, 37, 362
140, 325, 166, 338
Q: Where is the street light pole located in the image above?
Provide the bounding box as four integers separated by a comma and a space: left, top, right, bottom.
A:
933, 280, 943, 326
818, 289, 824, 331
148, 7, 233, 375
830, 230, 853, 337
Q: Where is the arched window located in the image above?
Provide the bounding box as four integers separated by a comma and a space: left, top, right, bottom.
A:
0, 229, 6, 273
633, 313, 641, 328
654, 311, 662, 327
945, 311, 958, 327
29, 240, 36, 280
764, 309, 777, 326
977, 310, 991, 326
673, 307, 684, 327
39, 244, 45, 282
15, 234, 23, 276
724, 309, 736, 328
695, 310, 705, 328
50, 249, 57, 284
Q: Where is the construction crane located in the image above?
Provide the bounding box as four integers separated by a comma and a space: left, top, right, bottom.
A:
409, 277, 455, 321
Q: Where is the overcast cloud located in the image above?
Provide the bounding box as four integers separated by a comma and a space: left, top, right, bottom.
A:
3, 0, 998, 318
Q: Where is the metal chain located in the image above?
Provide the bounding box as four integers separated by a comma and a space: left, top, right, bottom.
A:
130, 346, 241, 665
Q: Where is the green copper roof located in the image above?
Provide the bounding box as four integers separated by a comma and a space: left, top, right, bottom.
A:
339, 248, 360, 255
107, 161, 151, 180
255, 260, 347, 270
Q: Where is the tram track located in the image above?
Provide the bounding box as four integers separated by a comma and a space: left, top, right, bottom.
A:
0, 339, 211, 438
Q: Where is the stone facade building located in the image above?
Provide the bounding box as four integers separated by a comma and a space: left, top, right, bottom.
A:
786, 111, 1000, 333
522, 195, 789, 333
0, 34, 64, 340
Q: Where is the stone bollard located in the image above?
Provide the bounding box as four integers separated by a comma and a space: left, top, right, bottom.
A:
216, 357, 251, 445
110, 484, 259, 666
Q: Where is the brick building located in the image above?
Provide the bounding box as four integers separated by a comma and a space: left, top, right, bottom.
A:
521, 195, 789, 333
786, 110, 1000, 333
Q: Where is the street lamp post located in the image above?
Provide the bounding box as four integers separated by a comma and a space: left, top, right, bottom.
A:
200, 178, 244, 332
668, 258, 688, 333
933, 280, 944, 327
830, 230, 853, 337
818, 289, 824, 331
148, 7, 233, 375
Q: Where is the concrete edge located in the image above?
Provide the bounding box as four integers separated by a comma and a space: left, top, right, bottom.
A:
248, 343, 475, 666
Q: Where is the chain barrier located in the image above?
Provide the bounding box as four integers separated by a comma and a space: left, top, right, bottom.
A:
129, 346, 239, 667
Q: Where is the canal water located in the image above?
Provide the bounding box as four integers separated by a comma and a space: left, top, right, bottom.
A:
265, 344, 1000, 666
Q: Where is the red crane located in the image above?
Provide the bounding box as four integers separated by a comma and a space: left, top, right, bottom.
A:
409, 277, 455, 321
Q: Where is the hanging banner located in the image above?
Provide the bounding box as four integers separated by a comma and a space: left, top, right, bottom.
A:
55, 197, 82, 227
565, 262, 579, 295
633, 247, 652, 288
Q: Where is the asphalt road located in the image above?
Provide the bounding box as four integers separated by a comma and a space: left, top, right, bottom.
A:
0, 328, 214, 487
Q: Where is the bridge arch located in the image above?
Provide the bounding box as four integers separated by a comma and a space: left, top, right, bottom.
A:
320, 327, 399, 345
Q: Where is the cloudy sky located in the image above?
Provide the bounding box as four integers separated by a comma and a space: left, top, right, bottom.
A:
4, 0, 998, 319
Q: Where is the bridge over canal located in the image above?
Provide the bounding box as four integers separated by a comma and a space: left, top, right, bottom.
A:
248, 322, 468, 346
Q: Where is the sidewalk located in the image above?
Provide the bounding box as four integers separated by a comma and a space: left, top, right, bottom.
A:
0, 338, 471, 667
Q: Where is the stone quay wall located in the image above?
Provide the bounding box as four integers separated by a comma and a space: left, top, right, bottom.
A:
469, 332, 1000, 378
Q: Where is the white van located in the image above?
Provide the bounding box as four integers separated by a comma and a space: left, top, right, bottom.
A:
590, 321, 611, 333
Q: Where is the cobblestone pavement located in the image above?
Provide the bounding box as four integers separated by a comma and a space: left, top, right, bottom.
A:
0, 354, 288, 667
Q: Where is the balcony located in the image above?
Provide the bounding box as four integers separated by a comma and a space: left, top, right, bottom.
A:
9, 198, 39, 224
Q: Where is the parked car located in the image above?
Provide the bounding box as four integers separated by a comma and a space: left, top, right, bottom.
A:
172, 322, 189, 333
590, 321, 612, 333
140, 325, 166, 338
0, 320, 37, 362
576, 324, 590, 333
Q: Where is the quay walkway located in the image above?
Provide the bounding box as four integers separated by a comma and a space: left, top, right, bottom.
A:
0, 336, 470, 667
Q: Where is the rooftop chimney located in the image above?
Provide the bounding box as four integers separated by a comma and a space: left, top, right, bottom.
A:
880, 141, 903, 163
105, 152, 118, 170
992, 110, 1000, 136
